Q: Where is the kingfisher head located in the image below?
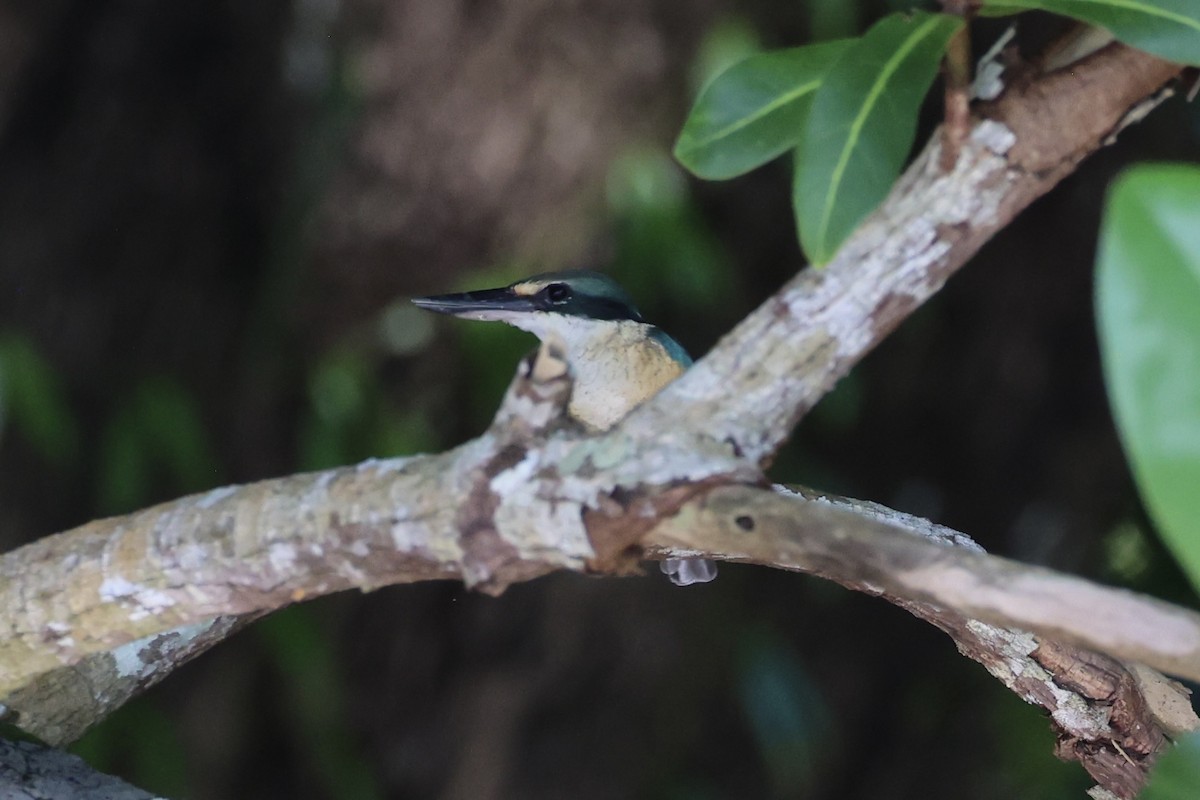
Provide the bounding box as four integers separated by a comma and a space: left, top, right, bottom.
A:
413, 271, 691, 373
411, 271, 644, 338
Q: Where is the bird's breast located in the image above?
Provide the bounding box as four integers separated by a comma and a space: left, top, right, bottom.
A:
562, 335, 687, 431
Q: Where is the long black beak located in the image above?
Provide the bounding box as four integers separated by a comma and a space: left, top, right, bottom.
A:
411, 287, 538, 318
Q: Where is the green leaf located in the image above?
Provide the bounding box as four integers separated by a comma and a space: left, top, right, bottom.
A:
794, 11, 963, 265
1096, 164, 1200, 593
1141, 730, 1200, 800
982, 1, 1200, 66
675, 40, 852, 180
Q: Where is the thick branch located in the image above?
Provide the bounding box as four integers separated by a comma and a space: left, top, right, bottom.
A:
645, 486, 1200, 682
0, 355, 753, 740
624, 43, 1181, 465
647, 486, 1199, 797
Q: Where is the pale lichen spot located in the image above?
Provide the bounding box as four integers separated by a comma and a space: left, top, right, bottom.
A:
974, 119, 1016, 156
110, 621, 214, 679
268, 542, 299, 574
44, 621, 71, 637
131, 589, 177, 619
197, 484, 238, 509
175, 543, 209, 570
365, 455, 417, 475
111, 637, 151, 678
99, 576, 140, 601
488, 451, 540, 496
391, 517, 464, 564
589, 435, 632, 470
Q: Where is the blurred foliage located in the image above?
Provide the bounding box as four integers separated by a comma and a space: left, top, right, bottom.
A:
0, 334, 80, 469
1142, 730, 1200, 800
96, 377, 222, 515
72, 698, 190, 799
806, 369, 865, 435
808, 0, 861, 41
1103, 520, 1155, 584
686, 18, 761, 94
770, 369, 867, 495
448, 261, 546, 431
300, 345, 437, 470
607, 148, 737, 329
736, 628, 832, 794
1096, 164, 1200, 594
985, 687, 1092, 799
256, 607, 383, 800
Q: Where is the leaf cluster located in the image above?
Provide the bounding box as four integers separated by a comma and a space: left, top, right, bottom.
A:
675, 1, 1200, 264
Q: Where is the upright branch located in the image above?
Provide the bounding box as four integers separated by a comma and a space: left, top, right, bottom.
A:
938, 0, 975, 169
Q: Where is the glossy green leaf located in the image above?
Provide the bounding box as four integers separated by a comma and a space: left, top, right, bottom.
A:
675, 40, 852, 180
983, 1, 1200, 65
1096, 164, 1200, 593
1141, 730, 1200, 800
794, 11, 963, 265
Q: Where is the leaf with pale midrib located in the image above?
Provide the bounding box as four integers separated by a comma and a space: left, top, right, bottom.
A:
675, 40, 852, 180
793, 11, 962, 265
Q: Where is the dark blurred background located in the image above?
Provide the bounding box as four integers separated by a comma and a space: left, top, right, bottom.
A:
1, 1, 1197, 798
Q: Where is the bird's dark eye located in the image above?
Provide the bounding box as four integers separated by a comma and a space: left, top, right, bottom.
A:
545, 283, 572, 303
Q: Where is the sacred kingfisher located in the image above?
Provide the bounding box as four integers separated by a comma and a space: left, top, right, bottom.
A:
413, 270, 717, 586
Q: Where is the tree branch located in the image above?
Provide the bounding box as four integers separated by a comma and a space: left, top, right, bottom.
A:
649, 486, 1200, 681
0, 38, 1190, 800
938, 0, 974, 169
622, 42, 1181, 464
648, 484, 1199, 796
